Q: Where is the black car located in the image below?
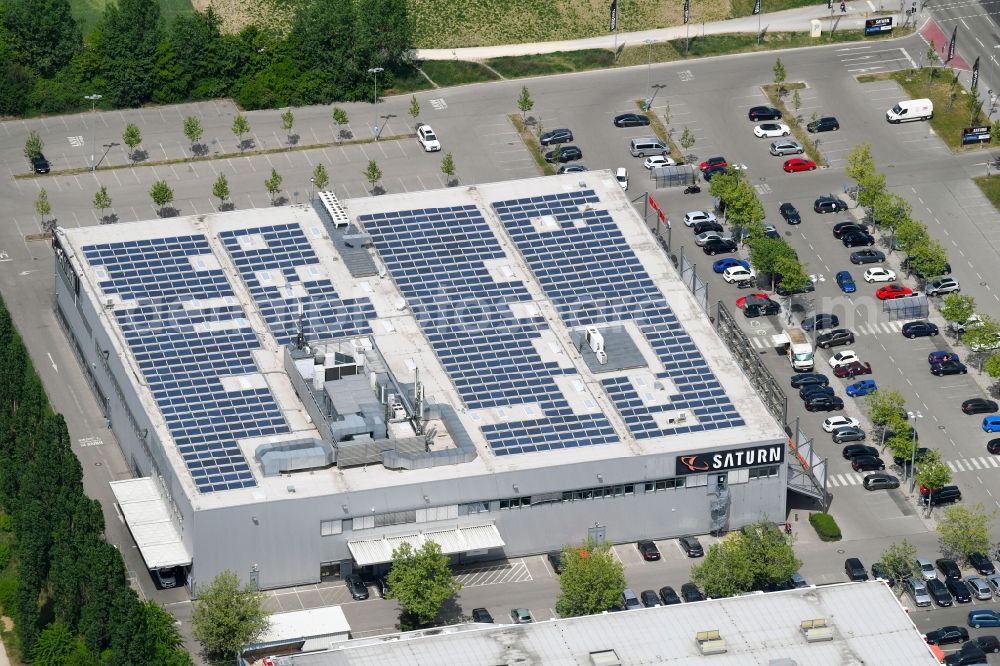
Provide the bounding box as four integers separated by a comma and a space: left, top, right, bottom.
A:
681, 582, 705, 602
845, 557, 868, 581
945, 644, 988, 666
902, 321, 939, 338
544, 145, 583, 163
790, 373, 828, 388
547, 551, 564, 574
971, 635, 1000, 653
814, 196, 848, 214
851, 455, 885, 472
925, 625, 969, 645
703, 165, 728, 181
850, 249, 886, 264
679, 536, 704, 557
805, 395, 844, 412
748, 105, 782, 121
833, 426, 865, 444
863, 472, 899, 490
659, 586, 682, 605
471, 607, 494, 623
744, 300, 781, 318
801, 313, 839, 331
832, 221, 869, 238
637, 540, 661, 561
963, 398, 998, 415
375, 576, 390, 598
931, 360, 968, 376
969, 552, 996, 575
31, 154, 50, 174
816, 328, 854, 349
928, 578, 954, 606
841, 231, 875, 247
779, 202, 801, 224
871, 562, 896, 586
807, 116, 840, 132
539, 128, 573, 145
937, 558, 962, 579
775, 279, 815, 296
692, 220, 724, 235
947, 578, 973, 603
640, 589, 661, 607
702, 238, 738, 255
990, 439, 1000, 454
892, 447, 928, 467
800, 385, 835, 401
842, 444, 878, 459
345, 573, 369, 600
614, 113, 650, 127
923, 485, 963, 506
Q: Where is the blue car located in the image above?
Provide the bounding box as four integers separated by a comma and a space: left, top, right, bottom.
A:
835, 270, 856, 293
713, 258, 750, 274
846, 379, 877, 397
984, 416, 1000, 433
928, 351, 959, 365
969, 609, 1000, 628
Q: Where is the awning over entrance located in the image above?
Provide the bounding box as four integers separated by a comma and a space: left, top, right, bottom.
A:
348, 523, 505, 566
109, 478, 192, 570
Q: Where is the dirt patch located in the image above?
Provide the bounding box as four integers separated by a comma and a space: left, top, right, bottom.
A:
195, 0, 295, 35
1, 616, 12, 631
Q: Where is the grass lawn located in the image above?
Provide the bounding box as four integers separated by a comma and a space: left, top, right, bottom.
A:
70, 0, 193, 35
488, 50, 615, 78
731, 0, 822, 16
385, 65, 433, 96
420, 61, 500, 88
888, 69, 990, 151
974, 175, 1000, 215
509, 115, 556, 176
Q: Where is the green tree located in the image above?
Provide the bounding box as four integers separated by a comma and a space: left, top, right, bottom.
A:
364, 159, 382, 193
864, 389, 907, 429
773, 255, 811, 295
353, 0, 413, 73
35, 187, 51, 222
739, 519, 801, 589
386, 541, 462, 627
555, 539, 626, 617
792, 90, 802, 117
707, 168, 741, 209
182, 116, 203, 154
312, 163, 329, 192
409, 95, 420, 121
968, 87, 983, 124
914, 450, 952, 515
212, 173, 230, 210
845, 143, 876, 183
264, 168, 283, 205
772, 57, 786, 93
232, 113, 250, 153
880, 539, 920, 593
281, 109, 294, 143
871, 191, 911, 232
693, 520, 800, 597
963, 314, 1000, 353
32, 622, 76, 666
884, 424, 916, 462
441, 152, 456, 185
122, 123, 142, 164
517, 85, 534, 119
663, 103, 672, 128
142, 600, 193, 666
985, 352, 1000, 382
938, 503, 995, 560
332, 107, 350, 138
192, 570, 269, 660
894, 217, 928, 253
748, 237, 795, 277
23, 129, 44, 163
856, 171, 886, 211
679, 126, 695, 156
92, 0, 163, 107
93, 185, 112, 223
925, 39, 938, 69
149, 180, 174, 217
727, 180, 765, 235
941, 293, 975, 325
991, 119, 1000, 146
905, 239, 949, 280
2, 0, 81, 77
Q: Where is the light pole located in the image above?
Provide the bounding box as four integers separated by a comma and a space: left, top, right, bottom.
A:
309, 176, 315, 202
643, 40, 656, 110
648, 83, 667, 111
368, 67, 384, 141
85, 93, 102, 171
907, 410, 923, 493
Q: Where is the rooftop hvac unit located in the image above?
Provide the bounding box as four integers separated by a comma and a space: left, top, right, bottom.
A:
695, 630, 727, 655
800, 619, 833, 643
586, 327, 604, 354
596, 350, 608, 365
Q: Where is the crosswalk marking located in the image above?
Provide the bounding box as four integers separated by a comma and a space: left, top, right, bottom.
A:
429, 98, 447, 110
828, 473, 865, 487
830, 456, 999, 488
971, 458, 983, 469
747, 320, 906, 349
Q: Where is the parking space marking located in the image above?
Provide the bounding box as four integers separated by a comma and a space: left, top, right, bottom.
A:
453, 560, 532, 588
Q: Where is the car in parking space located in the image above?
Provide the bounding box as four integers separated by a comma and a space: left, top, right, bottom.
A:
863, 472, 899, 490
970, 610, 1000, 628
539, 128, 573, 145
944, 643, 987, 666
833, 221, 869, 238
154, 566, 179, 589
833, 361, 872, 379
902, 257, 953, 280
851, 249, 886, 264
416, 124, 441, 151
775, 279, 816, 296
615, 167, 628, 191
783, 157, 816, 172
684, 210, 717, 227
557, 164, 587, 174
749, 106, 782, 120
644, 155, 676, 169
659, 586, 682, 604
989, 439, 1000, 454
640, 589, 662, 607
863, 267, 896, 283
700, 156, 728, 171
842, 231, 875, 247
871, 562, 895, 585
471, 607, 494, 623
846, 379, 877, 397
828, 350, 860, 368
637, 540, 661, 561
928, 578, 954, 606
778, 202, 801, 224
693, 220, 724, 235
736, 293, 769, 309
969, 553, 996, 575
681, 582, 705, 602
723, 266, 756, 283
967, 576, 994, 600
983, 416, 1000, 433
876, 284, 913, 300
807, 116, 840, 132
510, 607, 534, 624
791, 373, 828, 388
799, 385, 834, 401
971, 635, 1000, 653
852, 455, 885, 472
375, 576, 390, 598
844, 557, 868, 581
679, 536, 704, 557
702, 238, 738, 255
835, 271, 856, 293
713, 257, 750, 273
816, 328, 854, 349
931, 360, 968, 376
547, 551, 564, 574
702, 165, 728, 181
345, 573, 369, 600
929, 351, 960, 365
763, 224, 780, 239
902, 321, 938, 338
843, 444, 878, 459
614, 113, 650, 127
805, 395, 844, 412
962, 398, 998, 414
921, 485, 963, 506
947, 578, 973, 603
802, 313, 839, 331
31, 154, 50, 174
926, 277, 960, 296
744, 299, 781, 318
545, 145, 583, 163
695, 231, 728, 246
823, 415, 859, 432
925, 625, 969, 645
770, 139, 804, 156
892, 447, 929, 468
814, 196, 848, 214
833, 426, 866, 444
916, 558, 937, 580
937, 558, 962, 579
907, 577, 932, 606
754, 122, 790, 138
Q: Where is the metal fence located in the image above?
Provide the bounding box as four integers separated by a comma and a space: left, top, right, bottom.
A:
677, 246, 709, 314
788, 422, 829, 507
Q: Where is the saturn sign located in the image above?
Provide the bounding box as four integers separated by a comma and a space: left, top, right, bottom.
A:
675, 443, 784, 475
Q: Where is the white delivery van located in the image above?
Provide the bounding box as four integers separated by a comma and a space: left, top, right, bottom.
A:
886, 98, 933, 123
774, 328, 814, 371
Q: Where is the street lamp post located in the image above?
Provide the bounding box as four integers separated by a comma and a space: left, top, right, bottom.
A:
643, 40, 656, 110
368, 67, 384, 141
648, 83, 667, 111
907, 410, 923, 493
309, 176, 315, 202
84, 93, 102, 171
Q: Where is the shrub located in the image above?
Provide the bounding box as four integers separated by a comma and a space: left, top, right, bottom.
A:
0, 544, 9, 571
809, 513, 842, 541
0, 513, 11, 532
0, 579, 16, 614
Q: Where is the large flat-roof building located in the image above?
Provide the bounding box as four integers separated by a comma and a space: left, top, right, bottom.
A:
53, 173, 786, 591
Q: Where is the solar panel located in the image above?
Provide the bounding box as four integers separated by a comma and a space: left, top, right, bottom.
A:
83, 235, 289, 492
491, 190, 744, 438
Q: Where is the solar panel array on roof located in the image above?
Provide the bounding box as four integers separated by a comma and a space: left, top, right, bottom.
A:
218, 224, 376, 345
492, 190, 744, 438
83, 235, 289, 492
360, 204, 617, 456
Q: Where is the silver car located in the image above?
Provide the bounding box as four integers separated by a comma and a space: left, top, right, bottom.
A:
916, 557, 937, 581
967, 575, 993, 600
986, 573, 1000, 595
770, 139, 804, 156
906, 576, 931, 607
926, 276, 960, 296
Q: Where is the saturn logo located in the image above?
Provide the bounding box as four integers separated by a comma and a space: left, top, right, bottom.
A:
679, 455, 710, 472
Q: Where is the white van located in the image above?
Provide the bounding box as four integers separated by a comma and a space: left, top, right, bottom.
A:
886, 99, 933, 123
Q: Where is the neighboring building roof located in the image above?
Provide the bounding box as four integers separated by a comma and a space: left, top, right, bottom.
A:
109, 478, 191, 569
255, 606, 351, 646
269, 583, 937, 666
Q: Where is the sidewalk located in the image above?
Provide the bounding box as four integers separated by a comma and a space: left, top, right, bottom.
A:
415, 5, 904, 60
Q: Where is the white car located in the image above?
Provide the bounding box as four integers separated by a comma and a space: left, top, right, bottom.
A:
616, 167, 629, 191
753, 122, 791, 138
643, 155, 676, 169
822, 415, 860, 433
695, 231, 726, 246
683, 210, 717, 227
416, 124, 441, 151
917, 557, 937, 581
863, 267, 896, 283
828, 350, 860, 368
722, 266, 756, 283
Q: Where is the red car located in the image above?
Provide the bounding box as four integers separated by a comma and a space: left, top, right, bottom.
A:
736, 292, 770, 308
876, 284, 913, 300
700, 156, 728, 171
833, 361, 872, 378
783, 158, 817, 172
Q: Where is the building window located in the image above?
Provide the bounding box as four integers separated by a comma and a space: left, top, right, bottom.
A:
460, 501, 490, 515
499, 497, 531, 510
320, 519, 342, 536
749, 465, 780, 480
374, 510, 417, 528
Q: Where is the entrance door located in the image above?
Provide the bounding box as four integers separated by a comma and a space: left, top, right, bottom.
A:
588, 524, 606, 545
